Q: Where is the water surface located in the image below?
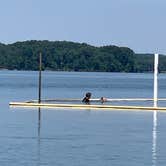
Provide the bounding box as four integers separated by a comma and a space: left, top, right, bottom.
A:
0, 71, 166, 166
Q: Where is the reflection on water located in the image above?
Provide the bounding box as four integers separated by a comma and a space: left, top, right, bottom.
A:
152, 110, 157, 166
38, 108, 41, 138
37, 108, 41, 166
36, 107, 159, 166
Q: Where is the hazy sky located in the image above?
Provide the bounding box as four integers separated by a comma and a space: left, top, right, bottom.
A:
0, 0, 166, 54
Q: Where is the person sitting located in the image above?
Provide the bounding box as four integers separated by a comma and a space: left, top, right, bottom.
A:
82, 92, 92, 104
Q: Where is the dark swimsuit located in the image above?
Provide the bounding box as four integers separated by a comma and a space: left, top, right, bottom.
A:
82, 97, 90, 103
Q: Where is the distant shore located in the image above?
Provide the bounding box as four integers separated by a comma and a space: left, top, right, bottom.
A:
0, 40, 165, 72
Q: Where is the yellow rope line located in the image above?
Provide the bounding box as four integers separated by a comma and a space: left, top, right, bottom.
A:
27, 98, 166, 103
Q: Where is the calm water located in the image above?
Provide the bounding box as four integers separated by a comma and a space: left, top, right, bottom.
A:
0, 71, 166, 166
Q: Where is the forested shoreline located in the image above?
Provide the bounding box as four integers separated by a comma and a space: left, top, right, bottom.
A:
0, 40, 165, 72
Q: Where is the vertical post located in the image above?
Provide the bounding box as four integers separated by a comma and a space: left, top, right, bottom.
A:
38, 53, 42, 103
38, 53, 42, 165
154, 54, 159, 107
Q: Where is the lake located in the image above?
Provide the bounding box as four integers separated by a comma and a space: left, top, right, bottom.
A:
0, 71, 166, 166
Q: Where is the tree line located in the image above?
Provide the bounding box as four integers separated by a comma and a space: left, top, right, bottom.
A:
0, 40, 165, 72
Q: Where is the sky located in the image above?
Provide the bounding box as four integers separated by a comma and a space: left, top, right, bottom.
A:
0, 0, 166, 54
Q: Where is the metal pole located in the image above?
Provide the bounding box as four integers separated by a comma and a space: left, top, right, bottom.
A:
38, 53, 42, 103
154, 54, 159, 107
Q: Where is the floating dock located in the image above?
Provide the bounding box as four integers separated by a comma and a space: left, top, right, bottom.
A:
9, 99, 166, 111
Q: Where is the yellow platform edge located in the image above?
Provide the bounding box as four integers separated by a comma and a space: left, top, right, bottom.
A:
9, 102, 166, 112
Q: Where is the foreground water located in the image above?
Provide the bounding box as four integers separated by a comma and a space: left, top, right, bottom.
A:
0, 71, 166, 166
